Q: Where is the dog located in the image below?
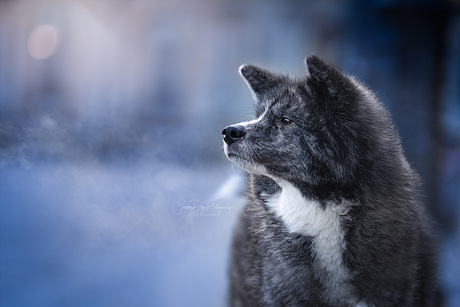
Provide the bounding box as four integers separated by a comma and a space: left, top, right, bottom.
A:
222, 56, 437, 306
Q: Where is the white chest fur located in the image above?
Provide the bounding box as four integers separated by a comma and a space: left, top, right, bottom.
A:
266, 179, 358, 303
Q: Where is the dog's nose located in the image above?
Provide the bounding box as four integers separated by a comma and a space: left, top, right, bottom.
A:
222, 125, 246, 145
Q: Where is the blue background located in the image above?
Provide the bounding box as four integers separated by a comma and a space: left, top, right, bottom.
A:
1, 0, 459, 306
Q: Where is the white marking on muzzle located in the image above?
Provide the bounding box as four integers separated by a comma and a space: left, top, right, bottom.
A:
235, 107, 268, 128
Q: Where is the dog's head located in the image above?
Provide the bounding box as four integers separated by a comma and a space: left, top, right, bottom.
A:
223, 56, 393, 199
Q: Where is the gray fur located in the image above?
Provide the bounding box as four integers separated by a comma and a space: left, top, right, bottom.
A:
222, 56, 437, 306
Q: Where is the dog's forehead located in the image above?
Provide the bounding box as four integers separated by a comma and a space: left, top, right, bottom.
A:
267, 85, 307, 111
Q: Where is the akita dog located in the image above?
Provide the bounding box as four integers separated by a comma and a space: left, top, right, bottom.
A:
222, 56, 437, 306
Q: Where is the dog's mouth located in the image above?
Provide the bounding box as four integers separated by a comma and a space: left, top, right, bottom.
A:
224, 141, 245, 159
266, 164, 289, 173
224, 147, 268, 175
226, 152, 242, 159
225, 146, 289, 176
225, 150, 251, 166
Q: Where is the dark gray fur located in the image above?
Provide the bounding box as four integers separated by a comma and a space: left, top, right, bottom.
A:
223, 56, 437, 306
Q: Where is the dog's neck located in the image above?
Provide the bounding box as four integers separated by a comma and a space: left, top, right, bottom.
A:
266, 179, 358, 303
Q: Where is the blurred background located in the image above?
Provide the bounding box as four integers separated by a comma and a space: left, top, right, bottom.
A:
0, 0, 459, 306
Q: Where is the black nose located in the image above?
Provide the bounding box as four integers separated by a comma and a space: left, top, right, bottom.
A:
222, 125, 246, 145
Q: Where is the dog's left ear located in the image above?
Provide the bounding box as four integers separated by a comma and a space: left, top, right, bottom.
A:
240, 64, 285, 102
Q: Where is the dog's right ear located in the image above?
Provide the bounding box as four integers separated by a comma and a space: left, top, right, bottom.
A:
305, 56, 347, 85
239, 65, 284, 101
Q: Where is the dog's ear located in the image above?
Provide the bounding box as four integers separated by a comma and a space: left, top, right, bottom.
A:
306, 56, 337, 80
239, 65, 284, 101
305, 55, 357, 106
305, 56, 348, 89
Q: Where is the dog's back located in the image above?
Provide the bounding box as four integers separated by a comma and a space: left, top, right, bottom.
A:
223, 56, 437, 306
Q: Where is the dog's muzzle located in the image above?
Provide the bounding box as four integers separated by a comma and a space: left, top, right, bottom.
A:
222, 125, 246, 145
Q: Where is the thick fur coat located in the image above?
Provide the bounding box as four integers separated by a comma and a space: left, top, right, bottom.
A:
222, 56, 437, 306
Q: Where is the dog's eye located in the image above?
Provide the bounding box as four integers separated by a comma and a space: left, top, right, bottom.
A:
281, 117, 292, 125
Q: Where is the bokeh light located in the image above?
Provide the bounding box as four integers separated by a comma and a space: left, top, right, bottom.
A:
27, 24, 59, 60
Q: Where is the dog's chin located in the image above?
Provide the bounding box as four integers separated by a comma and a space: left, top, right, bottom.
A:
225, 151, 268, 176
